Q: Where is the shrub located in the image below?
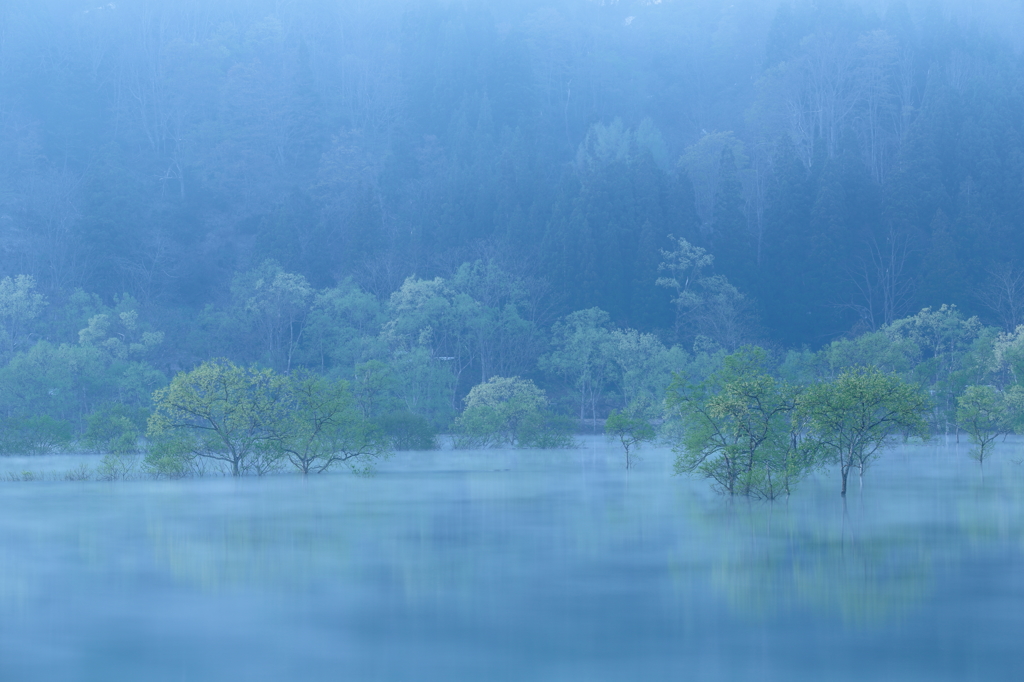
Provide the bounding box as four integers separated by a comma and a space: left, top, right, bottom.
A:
0, 415, 73, 455
96, 453, 139, 481
454, 376, 576, 449
451, 404, 505, 448
518, 411, 576, 449
143, 435, 209, 478
63, 463, 93, 481
377, 411, 438, 450
83, 404, 146, 454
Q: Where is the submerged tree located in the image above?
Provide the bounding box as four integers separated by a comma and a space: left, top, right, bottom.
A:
799, 367, 927, 496
605, 406, 656, 469
667, 346, 812, 500
147, 360, 290, 476
454, 375, 574, 449
956, 385, 1020, 472
279, 372, 390, 475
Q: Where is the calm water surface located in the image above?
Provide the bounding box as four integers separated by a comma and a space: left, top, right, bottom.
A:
1, 437, 1023, 681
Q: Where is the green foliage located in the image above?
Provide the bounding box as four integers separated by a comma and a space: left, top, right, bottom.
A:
300, 281, 382, 374
657, 235, 748, 349
516, 411, 576, 449
667, 346, 812, 500
887, 306, 986, 430
993, 325, 1024, 385
386, 346, 458, 430
231, 260, 314, 371
147, 361, 389, 476
810, 306, 995, 434
376, 264, 544, 426
0, 1, 1023, 354
381, 275, 474, 418
5, 2, 1024, 491
605, 408, 656, 469
96, 453, 140, 481
453, 404, 505, 449
956, 385, 1020, 466
278, 372, 389, 474
454, 376, 574, 449
604, 329, 686, 418
0, 294, 166, 445
449, 260, 545, 379
799, 367, 928, 496
143, 435, 208, 479
377, 411, 439, 451
148, 359, 290, 476
78, 299, 165, 362
820, 331, 918, 378
454, 376, 543, 448
0, 341, 106, 425
83, 403, 145, 454
353, 360, 401, 420
0, 414, 73, 455
540, 308, 614, 424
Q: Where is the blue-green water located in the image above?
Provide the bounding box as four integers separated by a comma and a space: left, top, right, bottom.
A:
1, 437, 1023, 681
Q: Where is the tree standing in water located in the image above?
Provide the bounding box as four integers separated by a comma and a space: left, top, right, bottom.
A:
956, 385, 1021, 475
667, 346, 812, 499
800, 367, 927, 496
148, 360, 289, 476
279, 371, 389, 475
605, 407, 656, 469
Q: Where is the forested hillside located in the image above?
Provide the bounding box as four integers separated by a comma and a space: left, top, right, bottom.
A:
3, 0, 1024, 445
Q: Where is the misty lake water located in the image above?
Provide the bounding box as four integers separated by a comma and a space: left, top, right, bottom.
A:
1, 437, 1023, 681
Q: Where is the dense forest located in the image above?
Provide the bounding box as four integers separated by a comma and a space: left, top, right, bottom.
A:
4, 0, 1024, 457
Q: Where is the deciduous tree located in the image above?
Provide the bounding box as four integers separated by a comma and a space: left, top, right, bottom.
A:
956, 385, 1020, 471
799, 367, 927, 496
667, 346, 812, 499
605, 408, 655, 469
454, 375, 571, 448
540, 308, 613, 427
148, 360, 289, 476
279, 372, 388, 475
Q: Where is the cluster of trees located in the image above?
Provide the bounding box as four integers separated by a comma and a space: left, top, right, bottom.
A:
0, 251, 716, 461
667, 348, 926, 499
0, 275, 166, 456
5, 0, 1024, 484
4, 1, 1024, 349
145, 360, 386, 477
6, 263, 1024, 491
665, 304, 1024, 498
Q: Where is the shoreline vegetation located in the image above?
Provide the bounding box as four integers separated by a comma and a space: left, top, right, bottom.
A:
0, 428, 1007, 486
2, 274, 1023, 496
3, 3, 1024, 498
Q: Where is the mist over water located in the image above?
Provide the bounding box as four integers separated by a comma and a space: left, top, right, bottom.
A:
2, 437, 1022, 681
